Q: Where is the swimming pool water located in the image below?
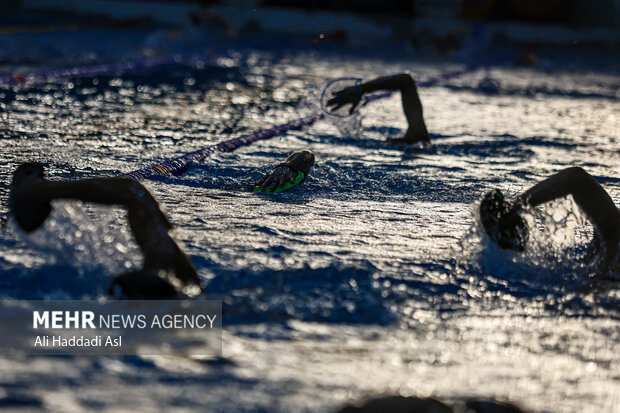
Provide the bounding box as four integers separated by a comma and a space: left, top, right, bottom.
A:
0, 32, 619, 412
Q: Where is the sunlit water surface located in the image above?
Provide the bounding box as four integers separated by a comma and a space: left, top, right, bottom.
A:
0, 31, 619, 413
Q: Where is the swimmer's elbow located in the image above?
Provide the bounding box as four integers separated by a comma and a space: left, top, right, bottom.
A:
396, 72, 417, 90
562, 166, 595, 186
117, 178, 154, 207
123, 178, 147, 196
127, 179, 144, 190
563, 166, 588, 177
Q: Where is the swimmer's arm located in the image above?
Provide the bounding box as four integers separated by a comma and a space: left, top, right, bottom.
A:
20, 178, 199, 288
360, 74, 429, 142
520, 167, 620, 264
328, 73, 429, 143
32, 178, 199, 285
28, 178, 169, 223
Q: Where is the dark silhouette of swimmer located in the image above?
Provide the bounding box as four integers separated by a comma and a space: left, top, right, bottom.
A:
481, 167, 620, 274
8, 162, 200, 298
334, 395, 526, 413
327, 73, 430, 144
255, 150, 315, 192
335, 396, 452, 413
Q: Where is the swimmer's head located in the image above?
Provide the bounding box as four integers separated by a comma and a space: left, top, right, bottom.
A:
9, 162, 52, 232
291, 150, 315, 169
11, 162, 45, 189
480, 189, 528, 251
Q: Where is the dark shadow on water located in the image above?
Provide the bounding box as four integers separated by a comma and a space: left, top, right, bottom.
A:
0, 262, 109, 300
403, 135, 575, 160
444, 81, 619, 101
202, 261, 397, 326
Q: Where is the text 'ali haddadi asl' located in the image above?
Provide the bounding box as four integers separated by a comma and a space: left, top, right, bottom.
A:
34, 335, 121, 347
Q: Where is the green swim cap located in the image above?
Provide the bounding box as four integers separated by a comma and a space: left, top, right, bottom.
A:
254, 171, 305, 194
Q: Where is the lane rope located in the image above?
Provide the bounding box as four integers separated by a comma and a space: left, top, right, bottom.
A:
121, 113, 323, 179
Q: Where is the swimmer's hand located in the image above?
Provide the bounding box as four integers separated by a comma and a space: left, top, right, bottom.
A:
327, 86, 362, 115
256, 165, 295, 192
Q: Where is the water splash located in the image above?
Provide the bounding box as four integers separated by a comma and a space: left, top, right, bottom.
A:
9, 201, 140, 278
301, 79, 364, 139
458, 196, 604, 303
